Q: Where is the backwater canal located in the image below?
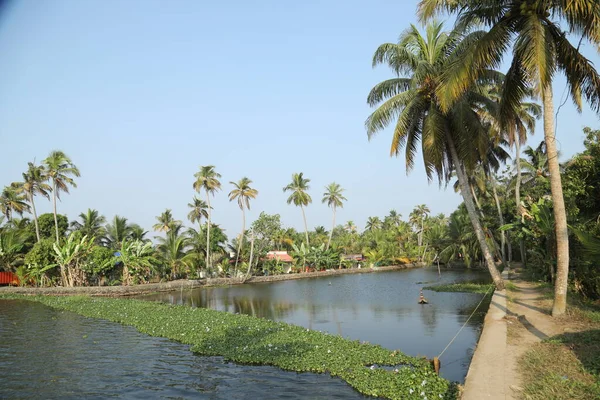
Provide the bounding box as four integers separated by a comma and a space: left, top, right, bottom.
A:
0, 267, 490, 398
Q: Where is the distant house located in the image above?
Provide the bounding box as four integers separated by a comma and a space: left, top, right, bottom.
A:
341, 254, 364, 261
265, 251, 294, 263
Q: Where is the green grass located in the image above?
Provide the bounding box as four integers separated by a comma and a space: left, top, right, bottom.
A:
517, 288, 600, 400
0, 294, 456, 400
423, 282, 494, 295
520, 331, 600, 400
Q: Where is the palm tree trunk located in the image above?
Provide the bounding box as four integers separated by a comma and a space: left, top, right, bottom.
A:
492, 178, 506, 262
447, 132, 504, 290
234, 208, 245, 276
301, 205, 310, 247
52, 181, 59, 242
30, 192, 41, 242
507, 232, 513, 262
470, 184, 485, 219
326, 206, 335, 251
206, 192, 211, 270
515, 138, 527, 267
245, 228, 255, 281
542, 84, 569, 317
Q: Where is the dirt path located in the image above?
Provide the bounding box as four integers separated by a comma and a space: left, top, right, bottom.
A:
463, 269, 580, 399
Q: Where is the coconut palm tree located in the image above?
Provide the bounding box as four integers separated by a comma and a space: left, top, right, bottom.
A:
228, 177, 258, 274
365, 216, 383, 231
104, 215, 132, 249
283, 172, 312, 246
193, 165, 222, 269
156, 224, 192, 279
153, 209, 181, 233
0, 184, 29, 221
43, 150, 80, 242
365, 22, 505, 289
129, 224, 148, 242
418, 0, 600, 314
70, 208, 106, 244
20, 162, 51, 243
187, 197, 210, 231
383, 210, 402, 229
322, 182, 347, 250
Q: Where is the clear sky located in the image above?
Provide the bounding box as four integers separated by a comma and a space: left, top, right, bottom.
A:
1, 0, 599, 240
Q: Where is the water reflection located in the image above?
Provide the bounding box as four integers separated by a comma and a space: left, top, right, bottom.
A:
0, 300, 364, 399
139, 267, 491, 382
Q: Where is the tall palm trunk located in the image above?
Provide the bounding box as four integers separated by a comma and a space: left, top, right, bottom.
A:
515, 138, 527, 267
29, 192, 41, 242
326, 206, 336, 251
542, 85, 569, 317
492, 178, 506, 262
470, 184, 485, 219
52, 180, 60, 242
301, 205, 310, 246
234, 208, 245, 276
447, 132, 504, 290
205, 192, 211, 270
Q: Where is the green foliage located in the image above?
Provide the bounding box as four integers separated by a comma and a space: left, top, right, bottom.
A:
0, 228, 29, 271
53, 232, 95, 286
424, 282, 494, 295
7, 295, 456, 400
83, 246, 116, 276
24, 238, 56, 270
33, 213, 68, 240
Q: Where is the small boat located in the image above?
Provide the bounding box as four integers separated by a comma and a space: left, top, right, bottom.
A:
418, 289, 428, 304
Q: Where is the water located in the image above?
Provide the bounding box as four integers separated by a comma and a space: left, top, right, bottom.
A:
0, 300, 364, 399
0, 268, 490, 398
138, 267, 491, 382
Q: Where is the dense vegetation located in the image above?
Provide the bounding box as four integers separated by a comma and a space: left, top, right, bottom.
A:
1, 294, 455, 400
1, 4, 599, 318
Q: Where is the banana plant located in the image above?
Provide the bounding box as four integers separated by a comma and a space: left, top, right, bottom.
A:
53, 233, 94, 287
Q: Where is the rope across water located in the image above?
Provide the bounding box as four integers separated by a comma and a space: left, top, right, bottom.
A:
436, 284, 495, 360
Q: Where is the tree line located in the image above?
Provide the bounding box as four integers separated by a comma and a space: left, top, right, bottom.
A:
1, 2, 600, 316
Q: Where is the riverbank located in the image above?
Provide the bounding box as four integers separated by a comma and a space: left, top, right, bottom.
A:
0, 293, 455, 400
462, 268, 600, 399
0, 264, 422, 297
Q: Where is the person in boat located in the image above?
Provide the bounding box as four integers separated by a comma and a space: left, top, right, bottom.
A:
419, 289, 428, 304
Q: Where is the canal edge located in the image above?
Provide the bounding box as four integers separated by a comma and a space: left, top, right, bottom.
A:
461, 269, 509, 400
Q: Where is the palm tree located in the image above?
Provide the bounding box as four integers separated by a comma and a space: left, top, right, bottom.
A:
0, 185, 29, 221
20, 162, 51, 243
43, 150, 80, 242
70, 208, 106, 244
187, 197, 210, 231
283, 172, 312, 246
153, 209, 181, 233
383, 210, 401, 229
322, 182, 347, 250
344, 220, 357, 234
105, 215, 132, 249
156, 225, 192, 279
193, 165, 222, 269
365, 216, 383, 231
365, 22, 505, 289
129, 224, 148, 242
418, 0, 600, 314
228, 177, 258, 274
410, 204, 431, 260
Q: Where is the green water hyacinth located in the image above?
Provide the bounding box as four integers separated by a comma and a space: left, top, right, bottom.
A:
1, 295, 457, 399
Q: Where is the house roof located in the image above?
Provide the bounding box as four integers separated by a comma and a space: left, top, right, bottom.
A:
265, 251, 294, 263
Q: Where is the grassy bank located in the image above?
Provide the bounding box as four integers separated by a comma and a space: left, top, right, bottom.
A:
515, 285, 600, 399
0, 294, 456, 400
423, 282, 494, 295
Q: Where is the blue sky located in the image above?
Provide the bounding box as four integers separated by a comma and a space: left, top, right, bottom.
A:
1, 0, 599, 240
